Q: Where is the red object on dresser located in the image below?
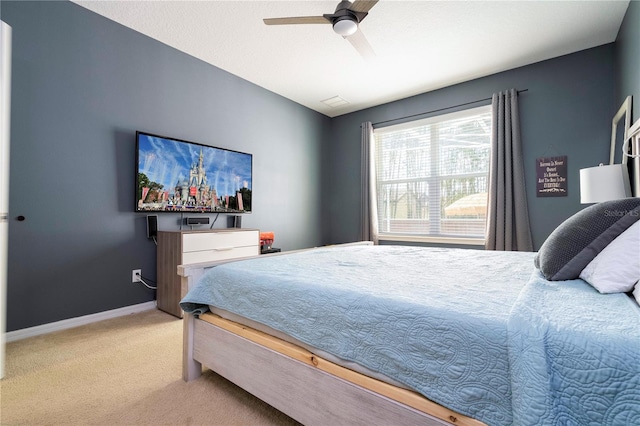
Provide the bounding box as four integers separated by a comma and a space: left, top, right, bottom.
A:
260, 232, 274, 248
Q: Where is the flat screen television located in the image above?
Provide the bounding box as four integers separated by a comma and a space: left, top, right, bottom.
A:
135, 131, 252, 213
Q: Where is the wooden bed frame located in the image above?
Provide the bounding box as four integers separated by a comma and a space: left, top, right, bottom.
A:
177, 245, 486, 426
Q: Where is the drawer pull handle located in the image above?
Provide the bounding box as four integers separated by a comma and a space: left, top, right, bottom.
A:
214, 247, 234, 252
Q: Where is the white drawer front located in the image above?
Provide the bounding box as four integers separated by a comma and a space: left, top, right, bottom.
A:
182, 245, 259, 265
182, 230, 259, 253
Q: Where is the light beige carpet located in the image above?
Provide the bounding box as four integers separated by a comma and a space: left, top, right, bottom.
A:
1, 309, 300, 426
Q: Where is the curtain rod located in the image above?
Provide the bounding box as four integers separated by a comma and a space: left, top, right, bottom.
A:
372, 88, 528, 127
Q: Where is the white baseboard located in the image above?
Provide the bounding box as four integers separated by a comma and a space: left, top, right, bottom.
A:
5, 301, 157, 343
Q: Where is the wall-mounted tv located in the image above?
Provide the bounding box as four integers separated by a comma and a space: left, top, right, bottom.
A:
135, 131, 252, 213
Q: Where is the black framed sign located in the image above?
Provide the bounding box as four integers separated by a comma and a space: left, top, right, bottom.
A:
536, 156, 568, 197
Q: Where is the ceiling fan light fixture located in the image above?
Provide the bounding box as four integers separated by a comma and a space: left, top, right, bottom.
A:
333, 17, 358, 36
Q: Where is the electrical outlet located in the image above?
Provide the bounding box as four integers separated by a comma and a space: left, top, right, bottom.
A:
132, 269, 142, 283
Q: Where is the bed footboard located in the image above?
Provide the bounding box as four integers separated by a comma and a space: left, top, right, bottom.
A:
186, 315, 464, 426
183, 313, 484, 426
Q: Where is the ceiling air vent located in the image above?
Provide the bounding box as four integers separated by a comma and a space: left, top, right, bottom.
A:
321, 95, 349, 108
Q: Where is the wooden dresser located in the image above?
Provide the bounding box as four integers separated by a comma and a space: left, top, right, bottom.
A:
156, 229, 260, 318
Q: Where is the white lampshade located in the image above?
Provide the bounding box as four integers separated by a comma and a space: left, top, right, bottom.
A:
579, 163, 632, 204
333, 18, 358, 36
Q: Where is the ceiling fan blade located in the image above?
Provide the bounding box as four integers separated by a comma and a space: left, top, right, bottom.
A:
349, 0, 379, 14
346, 29, 376, 60
263, 16, 330, 25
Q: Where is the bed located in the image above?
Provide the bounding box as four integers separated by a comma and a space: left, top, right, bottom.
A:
178, 199, 640, 426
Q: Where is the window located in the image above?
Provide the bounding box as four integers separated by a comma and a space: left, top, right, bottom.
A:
373, 105, 492, 244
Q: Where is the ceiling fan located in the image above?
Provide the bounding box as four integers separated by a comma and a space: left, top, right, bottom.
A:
263, 0, 379, 59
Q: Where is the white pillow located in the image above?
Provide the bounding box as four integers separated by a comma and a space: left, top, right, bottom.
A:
579, 220, 640, 293
634, 284, 640, 305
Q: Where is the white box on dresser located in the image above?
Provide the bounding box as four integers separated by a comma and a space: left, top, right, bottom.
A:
157, 229, 259, 318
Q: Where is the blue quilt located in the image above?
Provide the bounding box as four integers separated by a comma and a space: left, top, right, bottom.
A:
508, 270, 640, 425
180, 245, 640, 425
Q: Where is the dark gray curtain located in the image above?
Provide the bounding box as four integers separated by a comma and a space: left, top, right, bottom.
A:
361, 122, 378, 244
486, 89, 533, 251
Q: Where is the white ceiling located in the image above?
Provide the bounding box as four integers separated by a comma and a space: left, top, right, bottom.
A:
72, 0, 630, 117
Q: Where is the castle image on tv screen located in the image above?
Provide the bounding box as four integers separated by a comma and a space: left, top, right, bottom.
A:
136, 133, 252, 213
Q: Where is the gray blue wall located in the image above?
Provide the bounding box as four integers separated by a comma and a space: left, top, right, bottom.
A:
613, 0, 640, 196
2, 1, 638, 332
616, 0, 640, 139
2, 1, 328, 331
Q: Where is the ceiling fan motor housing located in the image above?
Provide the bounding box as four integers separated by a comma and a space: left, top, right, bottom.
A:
324, 0, 369, 36
332, 16, 358, 36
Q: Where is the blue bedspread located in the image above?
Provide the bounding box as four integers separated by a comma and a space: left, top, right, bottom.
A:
508, 270, 640, 425
180, 245, 640, 425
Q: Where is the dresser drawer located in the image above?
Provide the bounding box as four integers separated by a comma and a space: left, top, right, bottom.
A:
182, 245, 259, 265
182, 230, 259, 253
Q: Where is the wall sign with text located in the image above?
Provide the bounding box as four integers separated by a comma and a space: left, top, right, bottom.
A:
536, 156, 567, 197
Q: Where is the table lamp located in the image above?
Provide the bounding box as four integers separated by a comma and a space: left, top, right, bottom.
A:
579, 163, 631, 204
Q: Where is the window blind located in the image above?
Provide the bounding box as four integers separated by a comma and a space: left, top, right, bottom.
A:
373, 105, 492, 241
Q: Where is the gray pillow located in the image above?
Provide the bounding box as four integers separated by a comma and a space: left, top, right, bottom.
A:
535, 198, 640, 281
